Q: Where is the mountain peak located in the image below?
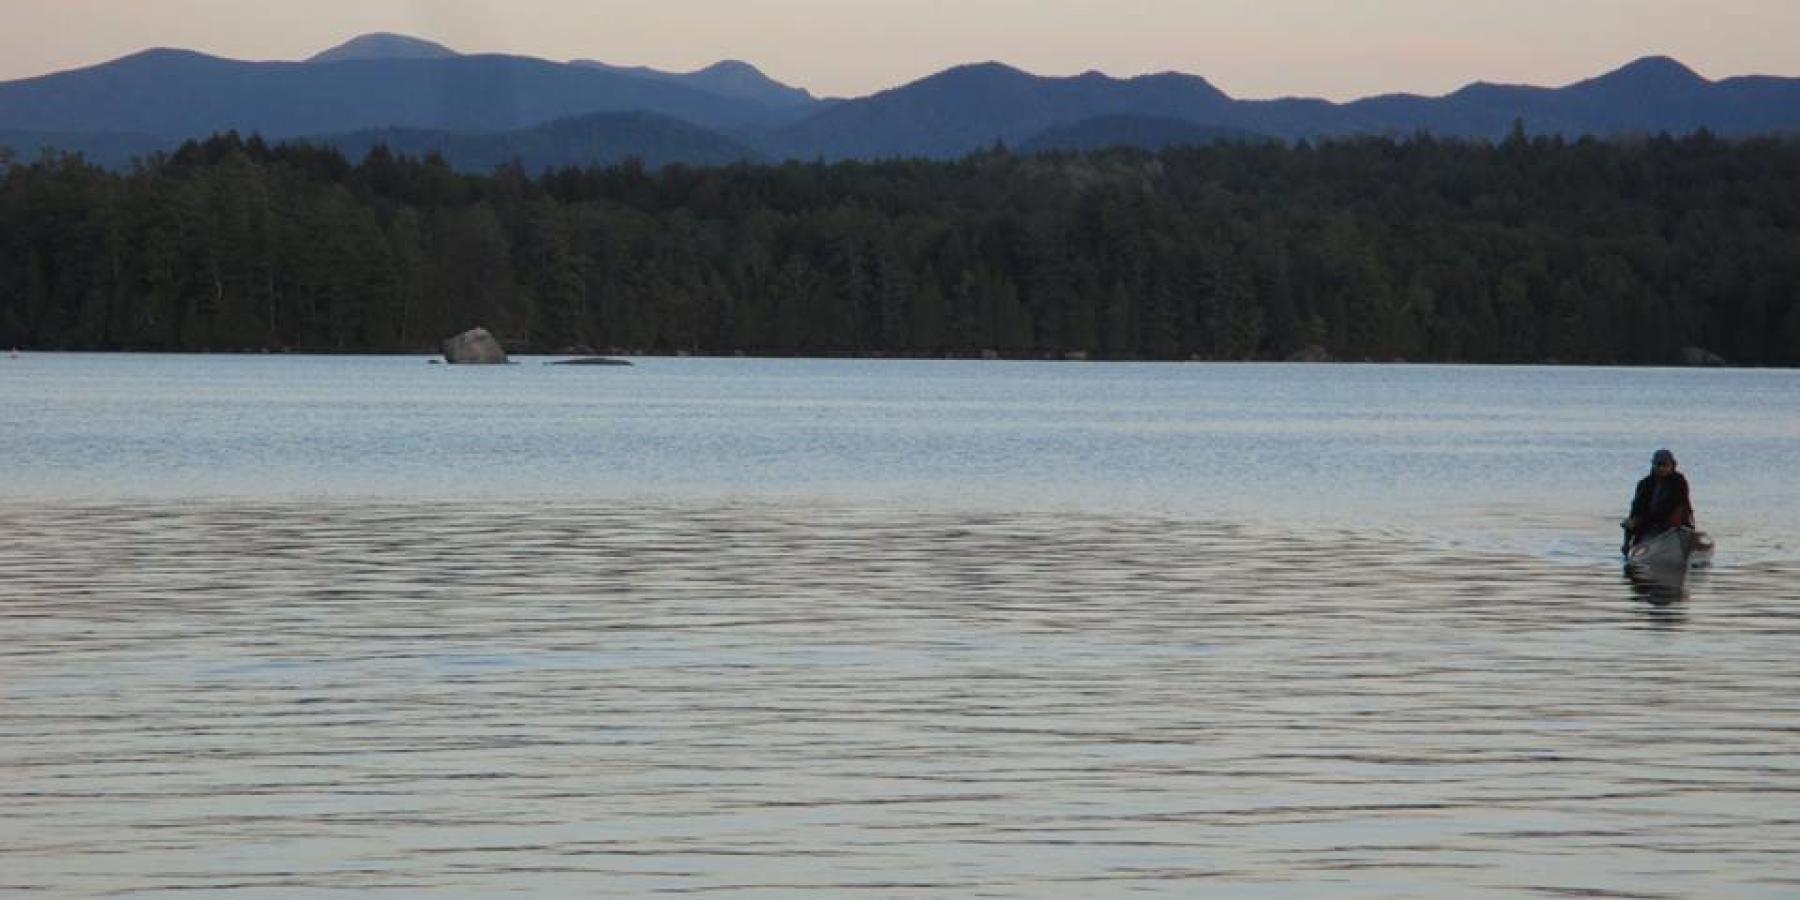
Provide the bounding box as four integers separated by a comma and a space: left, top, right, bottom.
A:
895, 61, 1035, 96
694, 60, 761, 78
686, 59, 815, 103
1569, 55, 1709, 96
1128, 70, 1230, 103
947, 61, 1032, 79
307, 33, 460, 64
567, 57, 815, 107
883, 62, 1039, 106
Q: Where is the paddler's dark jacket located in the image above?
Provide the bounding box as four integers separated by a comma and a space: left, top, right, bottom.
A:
1628, 471, 1693, 538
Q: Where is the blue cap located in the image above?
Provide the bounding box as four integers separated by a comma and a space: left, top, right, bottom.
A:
1652, 448, 1676, 466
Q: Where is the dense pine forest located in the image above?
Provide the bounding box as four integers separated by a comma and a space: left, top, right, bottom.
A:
1, 130, 1796, 364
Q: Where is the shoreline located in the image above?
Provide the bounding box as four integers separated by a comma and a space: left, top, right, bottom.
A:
1, 346, 1766, 368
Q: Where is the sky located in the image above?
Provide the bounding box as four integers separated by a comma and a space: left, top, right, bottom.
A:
3, 0, 1796, 100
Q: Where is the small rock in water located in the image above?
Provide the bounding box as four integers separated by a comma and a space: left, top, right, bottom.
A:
1678, 346, 1728, 367
547, 357, 634, 366
441, 327, 508, 364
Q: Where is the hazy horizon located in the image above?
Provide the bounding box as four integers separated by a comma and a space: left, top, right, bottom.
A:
4, 0, 1797, 102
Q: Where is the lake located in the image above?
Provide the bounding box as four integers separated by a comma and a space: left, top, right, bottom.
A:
2, 354, 1797, 897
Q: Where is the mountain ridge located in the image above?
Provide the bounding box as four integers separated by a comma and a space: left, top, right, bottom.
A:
3, 39, 1797, 171
0, 47, 807, 139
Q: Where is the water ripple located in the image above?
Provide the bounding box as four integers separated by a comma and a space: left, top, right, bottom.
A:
1, 500, 1796, 898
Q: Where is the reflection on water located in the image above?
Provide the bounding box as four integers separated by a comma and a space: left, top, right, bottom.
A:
2, 501, 1798, 898
1626, 564, 1691, 602
1625, 568, 1691, 628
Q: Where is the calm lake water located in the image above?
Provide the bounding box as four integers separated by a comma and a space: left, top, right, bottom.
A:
2, 354, 1797, 897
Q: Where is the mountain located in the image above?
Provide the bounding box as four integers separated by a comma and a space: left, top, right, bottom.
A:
0, 45, 812, 141
1561, 55, 1708, 106
761, 55, 1800, 160
1374, 55, 1716, 138
307, 33, 460, 63
315, 111, 762, 172
1706, 76, 1800, 135
2, 43, 1797, 171
570, 58, 815, 109
763, 63, 1234, 160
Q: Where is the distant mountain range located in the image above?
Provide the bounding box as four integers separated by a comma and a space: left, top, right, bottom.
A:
1, 34, 1795, 171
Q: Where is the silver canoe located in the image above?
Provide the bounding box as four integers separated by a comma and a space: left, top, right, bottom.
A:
1627, 527, 1715, 570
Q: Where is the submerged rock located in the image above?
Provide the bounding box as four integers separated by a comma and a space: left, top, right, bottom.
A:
1678, 346, 1728, 367
547, 357, 634, 366
442, 327, 508, 364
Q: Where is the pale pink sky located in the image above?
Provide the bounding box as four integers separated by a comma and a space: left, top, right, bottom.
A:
3, 0, 1795, 100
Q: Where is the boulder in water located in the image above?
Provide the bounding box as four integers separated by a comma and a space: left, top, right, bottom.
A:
442, 327, 508, 364
1678, 346, 1728, 367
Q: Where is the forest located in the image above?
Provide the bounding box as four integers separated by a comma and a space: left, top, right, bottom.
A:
1, 129, 1796, 365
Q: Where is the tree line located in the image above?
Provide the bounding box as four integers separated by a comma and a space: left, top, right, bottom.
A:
1, 130, 1796, 364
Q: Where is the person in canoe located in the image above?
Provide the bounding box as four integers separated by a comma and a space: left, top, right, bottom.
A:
1621, 448, 1695, 555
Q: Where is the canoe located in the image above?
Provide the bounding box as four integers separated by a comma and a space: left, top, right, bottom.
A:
1626, 526, 1714, 570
